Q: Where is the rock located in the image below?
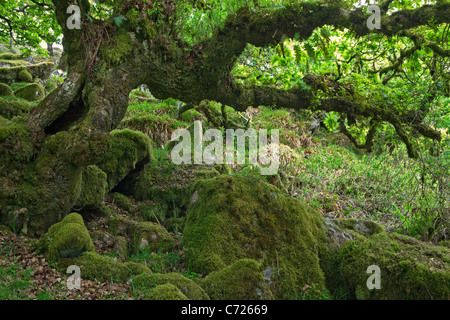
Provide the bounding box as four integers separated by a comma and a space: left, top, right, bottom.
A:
338, 232, 450, 300
13, 83, 45, 101
73, 165, 108, 213
96, 129, 152, 192
60, 251, 152, 283
0, 83, 13, 97
0, 95, 36, 119
132, 272, 210, 300
200, 259, 274, 300
40, 212, 95, 261
144, 283, 188, 300
182, 174, 327, 299
18, 68, 33, 82
111, 192, 136, 214
108, 215, 175, 253
113, 236, 129, 261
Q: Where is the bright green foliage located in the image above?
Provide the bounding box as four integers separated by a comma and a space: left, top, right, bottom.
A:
13, 83, 45, 101
96, 129, 152, 191
200, 259, 274, 300
0, 0, 61, 55
40, 213, 95, 261
132, 272, 210, 300
338, 233, 450, 300
182, 174, 326, 299
144, 283, 189, 300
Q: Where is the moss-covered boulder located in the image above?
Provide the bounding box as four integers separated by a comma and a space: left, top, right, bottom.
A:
182, 174, 326, 299
40, 213, 95, 261
132, 272, 210, 300
144, 283, 189, 300
73, 165, 108, 212
96, 129, 152, 191
109, 215, 175, 253
0, 83, 13, 97
0, 96, 36, 119
200, 259, 274, 300
13, 83, 45, 101
18, 68, 33, 82
111, 192, 136, 214
337, 233, 450, 300
0, 61, 54, 85
61, 251, 152, 283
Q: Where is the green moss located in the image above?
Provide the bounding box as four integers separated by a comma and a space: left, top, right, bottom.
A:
62, 251, 152, 283
18, 69, 33, 82
338, 233, 450, 300
9, 82, 29, 92
0, 83, 13, 97
0, 53, 22, 60
334, 218, 386, 237
182, 174, 326, 299
101, 29, 134, 66
0, 96, 36, 119
96, 129, 152, 191
165, 217, 186, 233
0, 224, 11, 234
74, 165, 108, 211
108, 215, 175, 253
111, 192, 135, 214
24, 131, 84, 235
0, 116, 33, 163
132, 272, 210, 300
143, 283, 188, 300
194, 169, 220, 179
40, 213, 95, 261
200, 259, 273, 300
13, 83, 45, 101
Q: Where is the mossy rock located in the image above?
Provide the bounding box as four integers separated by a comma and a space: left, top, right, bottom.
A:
200, 259, 274, 300
61, 251, 152, 283
40, 213, 95, 261
333, 218, 385, 238
96, 129, 152, 192
0, 53, 23, 60
0, 224, 12, 234
13, 83, 45, 101
0, 96, 37, 119
144, 283, 188, 300
338, 232, 450, 300
0, 83, 13, 97
132, 272, 210, 300
111, 192, 136, 214
108, 215, 175, 253
18, 69, 33, 82
73, 165, 108, 212
23, 131, 84, 236
182, 174, 326, 299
